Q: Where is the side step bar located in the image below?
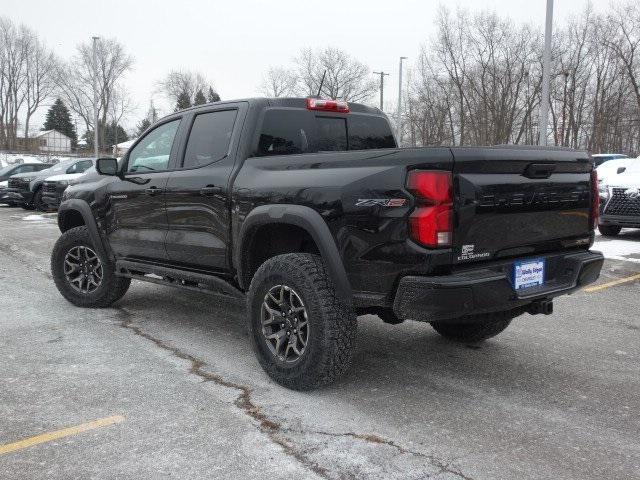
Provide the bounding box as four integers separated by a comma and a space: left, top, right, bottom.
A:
115, 259, 245, 299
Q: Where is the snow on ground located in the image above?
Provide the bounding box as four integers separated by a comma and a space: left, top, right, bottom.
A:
0, 152, 71, 167
594, 230, 640, 264
21, 214, 48, 221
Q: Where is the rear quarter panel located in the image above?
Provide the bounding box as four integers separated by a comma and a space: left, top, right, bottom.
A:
232, 147, 453, 298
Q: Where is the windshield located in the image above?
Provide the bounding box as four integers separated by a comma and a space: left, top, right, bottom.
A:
0, 165, 15, 176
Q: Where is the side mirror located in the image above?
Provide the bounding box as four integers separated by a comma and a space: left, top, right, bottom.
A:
617, 167, 626, 174
96, 157, 119, 176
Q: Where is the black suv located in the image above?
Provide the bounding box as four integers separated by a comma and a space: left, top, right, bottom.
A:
0, 163, 53, 205
6, 158, 94, 211
50, 98, 603, 390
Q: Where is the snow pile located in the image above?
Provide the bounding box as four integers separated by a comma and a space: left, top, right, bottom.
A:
594, 232, 640, 263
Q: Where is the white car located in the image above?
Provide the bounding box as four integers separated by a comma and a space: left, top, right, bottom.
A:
596, 156, 639, 185
598, 164, 640, 236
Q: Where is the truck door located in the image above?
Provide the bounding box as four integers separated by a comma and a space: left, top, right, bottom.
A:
164, 104, 245, 271
105, 118, 182, 261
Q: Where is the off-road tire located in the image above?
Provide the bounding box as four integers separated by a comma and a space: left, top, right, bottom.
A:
33, 187, 46, 211
247, 253, 357, 390
431, 309, 524, 343
51, 226, 130, 308
598, 224, 621, 237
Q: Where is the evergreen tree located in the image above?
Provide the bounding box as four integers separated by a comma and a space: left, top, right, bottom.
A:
43, 98, 78, 147
175, 90, 192, 111
136, 118, 152, 137
193, 89, 207, 105
207, 86, 221, 103
83, 121, 129, 149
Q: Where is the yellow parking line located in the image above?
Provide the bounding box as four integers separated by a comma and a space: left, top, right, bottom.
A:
0, 415, 124, 455
584, 273, 640, 293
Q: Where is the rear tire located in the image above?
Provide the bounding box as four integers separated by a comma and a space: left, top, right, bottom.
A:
431, 309, 524, 343
51, 226, 130, 308
247, 253, 357, 390
598, 224, 621, 237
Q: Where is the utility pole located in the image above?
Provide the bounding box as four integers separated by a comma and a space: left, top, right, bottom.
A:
92, 36, 100, 158
372, 71, 390, 111
538, 0, 553, 146
397, 56, 407, 145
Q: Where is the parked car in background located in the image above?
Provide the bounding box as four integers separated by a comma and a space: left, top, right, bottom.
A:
0, 163, 52, 182
42, 165, 99, 210
597, 156, 639, 184
591, 153, 628, 167
5, 158, 95, 211
598, 164, 640, 236
0, 163, 54, 206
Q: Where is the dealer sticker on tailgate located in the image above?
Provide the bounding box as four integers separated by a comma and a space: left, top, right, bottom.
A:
513, 258, 545, 290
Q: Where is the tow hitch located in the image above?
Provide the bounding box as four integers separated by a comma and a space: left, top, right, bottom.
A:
528, 299, 554, 316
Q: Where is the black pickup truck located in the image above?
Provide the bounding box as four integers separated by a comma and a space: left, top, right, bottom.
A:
50, 97, 604, 390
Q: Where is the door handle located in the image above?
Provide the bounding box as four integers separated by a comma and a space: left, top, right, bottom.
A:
144, 187, 163, 196
200, 185, 222, 196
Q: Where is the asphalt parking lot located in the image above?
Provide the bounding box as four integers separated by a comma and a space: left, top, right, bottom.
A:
1, 207, 639, 480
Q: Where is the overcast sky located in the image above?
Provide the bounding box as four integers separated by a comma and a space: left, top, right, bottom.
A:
6, 0, 607, 134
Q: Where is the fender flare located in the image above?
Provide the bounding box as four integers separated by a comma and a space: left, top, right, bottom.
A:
58, 199, 111, 262
235, 204, 352, 303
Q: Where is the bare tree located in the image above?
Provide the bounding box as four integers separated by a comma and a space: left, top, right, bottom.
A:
294, 47, 377, 102
57, 37, 133, 149
157, 69, 219, 106
22, 32, 58, 140
260, 66, 297, 97
109, 87, 134, 147
606, 2, 640, 113
0, 18, 28, 149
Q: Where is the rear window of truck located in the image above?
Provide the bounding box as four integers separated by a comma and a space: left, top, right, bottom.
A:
256, 109, 395, 156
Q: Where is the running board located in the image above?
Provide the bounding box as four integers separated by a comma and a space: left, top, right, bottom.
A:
115, 259, 244, 299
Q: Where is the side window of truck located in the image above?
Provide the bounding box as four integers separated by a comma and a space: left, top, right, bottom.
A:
348, 116, 396, 150
127, 119, 180, 173
182, 110, 238, 168
257, 110, 315, 156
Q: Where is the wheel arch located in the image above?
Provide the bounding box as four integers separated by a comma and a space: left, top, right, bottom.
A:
58, 199, 111, 261
235, 204, 352, 302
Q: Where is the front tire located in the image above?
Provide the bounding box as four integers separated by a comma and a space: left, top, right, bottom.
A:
598, 224, 621, 236
51, 226, 130, 308
247, 253, 357, 390
33, 188, 46, 211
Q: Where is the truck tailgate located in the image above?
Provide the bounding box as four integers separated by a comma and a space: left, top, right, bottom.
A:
452, 147, 593, 264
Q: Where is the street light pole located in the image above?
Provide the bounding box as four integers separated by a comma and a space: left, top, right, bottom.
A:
538, 0, 554, 146
373, 71, 389, 111
397, 56, 407, 145
92, 36, 100, 158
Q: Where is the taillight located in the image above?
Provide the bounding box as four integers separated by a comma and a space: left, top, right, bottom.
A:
590, 169, 599, 229
406, 170, 453, 247
306, 98, 350, 113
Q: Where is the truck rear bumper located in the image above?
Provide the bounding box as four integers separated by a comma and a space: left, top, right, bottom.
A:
393, 250, 603, 323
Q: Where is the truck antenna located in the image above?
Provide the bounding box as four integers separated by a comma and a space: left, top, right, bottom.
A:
316, 70, 327, 98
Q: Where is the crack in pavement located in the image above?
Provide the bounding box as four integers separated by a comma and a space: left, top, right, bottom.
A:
115, 307, 330, 479
282, 428, 474, 480
115, 307, 474, 480
0, 241, 52, 279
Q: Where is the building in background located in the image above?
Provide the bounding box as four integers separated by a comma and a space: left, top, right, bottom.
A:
112, 139, 135, 157
18, 130, 72, 153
